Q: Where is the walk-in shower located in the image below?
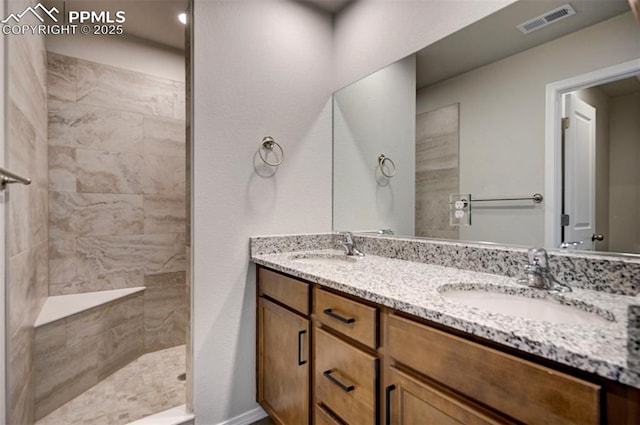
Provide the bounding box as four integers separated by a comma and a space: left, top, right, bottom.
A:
4, 1, 191, 423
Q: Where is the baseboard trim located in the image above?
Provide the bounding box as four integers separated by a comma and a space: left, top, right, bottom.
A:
216, 407, 268, 425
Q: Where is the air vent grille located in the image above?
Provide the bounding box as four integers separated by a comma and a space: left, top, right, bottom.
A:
517, 4, 576, 35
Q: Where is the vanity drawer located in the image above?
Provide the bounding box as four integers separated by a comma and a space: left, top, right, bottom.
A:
315, 327, 377, 425
315, 404, 343, 425
315, 288, 377, 348
388, 314, 601, 425
258, 267, 309, 315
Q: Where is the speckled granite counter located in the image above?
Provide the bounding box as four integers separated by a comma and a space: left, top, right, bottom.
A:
251, 237, 640, 389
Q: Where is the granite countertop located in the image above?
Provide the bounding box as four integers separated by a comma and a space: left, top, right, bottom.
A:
251, 249, 640, 389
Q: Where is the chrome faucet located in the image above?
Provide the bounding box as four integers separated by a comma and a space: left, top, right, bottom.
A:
518, 248, 571, 292
559, 240, 583, 250
337, 232, 365, 257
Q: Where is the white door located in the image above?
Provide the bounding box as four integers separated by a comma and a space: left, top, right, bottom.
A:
563, 93, 597, 249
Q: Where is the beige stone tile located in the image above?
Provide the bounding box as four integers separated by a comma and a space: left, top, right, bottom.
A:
35, 134, 49, 187
102, 294, 144, 331
9, 248, 37, 336
144, 195, 186, 234
35, 321, 67, 357
143, 155, 185, 195
48, 146, 76, 192
49, 237, 77, 285
47, 52, 76, 102
416, 168, 459, 238
144, 272, 186, 352
416, 103, 459, 139
8, 183, 31, 257
49, 192, 143, 238
35, 337, 99, 420
66, 308, 105, 348
416, 133, 459, 172
77, 59, 174, 118
53, 274, 144, 295
98, 318, 144, 380
35, 345, 186, 425
34, 240, 49, 312
8, 34, 47, 143
10, 324, 34, 417
9, 100, 36, 180
144, 116, 185, 158
76, 234, 186, 290
29, 187, 48, 246
11, 369, 35, 425
173, 82, 186, 121
8, 101, 36, 257
48, 100, 144, 153
76, 149, 144, 194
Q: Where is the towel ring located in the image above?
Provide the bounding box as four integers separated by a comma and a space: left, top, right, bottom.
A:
378, 154, 396, 178
259, 136, 284, 167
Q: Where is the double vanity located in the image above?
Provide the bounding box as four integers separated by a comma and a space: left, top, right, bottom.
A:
252, 233, 640, 424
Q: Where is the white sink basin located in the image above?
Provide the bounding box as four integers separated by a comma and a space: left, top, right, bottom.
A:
288, 252, 360, 266
440, 287, 613, 325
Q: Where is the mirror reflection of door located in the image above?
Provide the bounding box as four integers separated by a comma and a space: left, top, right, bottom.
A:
562, 93, 596, 250
562, 75, 640, 254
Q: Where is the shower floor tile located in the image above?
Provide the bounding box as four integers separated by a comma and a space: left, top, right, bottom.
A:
35, 345, 186, 425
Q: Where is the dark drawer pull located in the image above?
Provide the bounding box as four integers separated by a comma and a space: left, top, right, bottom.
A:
385, 384, 396, 425
297, 330, 307, 366
323, 370, 354, 393
323, 308, 355, 324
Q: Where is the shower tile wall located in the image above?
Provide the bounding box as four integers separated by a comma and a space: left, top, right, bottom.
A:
47, 52, 187, 351
7, 2, 49, 422
415, 103, 460, 239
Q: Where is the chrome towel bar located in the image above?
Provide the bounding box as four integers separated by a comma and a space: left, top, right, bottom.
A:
471, 193, 543, 204
0, 167, 31, 191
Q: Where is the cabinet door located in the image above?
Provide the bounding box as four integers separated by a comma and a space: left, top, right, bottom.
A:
258, 297, 310, 424
385, 367, 513, 425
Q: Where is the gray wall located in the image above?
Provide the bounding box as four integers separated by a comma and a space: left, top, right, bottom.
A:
333, 55, 416, 235
192, 0, 519, 423
416, 12, 640, 247
192, 1, 333, 423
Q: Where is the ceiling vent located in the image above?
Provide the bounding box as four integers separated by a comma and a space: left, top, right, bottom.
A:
517, 3, 576, 35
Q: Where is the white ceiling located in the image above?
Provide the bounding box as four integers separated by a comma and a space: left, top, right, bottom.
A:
44, 0, 188, 50
416, 0, 631, 89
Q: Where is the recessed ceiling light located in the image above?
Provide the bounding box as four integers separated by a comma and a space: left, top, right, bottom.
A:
178, 12, 187, 25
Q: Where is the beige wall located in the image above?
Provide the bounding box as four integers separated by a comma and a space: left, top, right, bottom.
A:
608, 92, 640, 253
6, 1, 49, 423
416, 12, 640, 247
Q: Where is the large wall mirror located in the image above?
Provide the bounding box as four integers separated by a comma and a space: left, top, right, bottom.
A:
333, 0, 640, 256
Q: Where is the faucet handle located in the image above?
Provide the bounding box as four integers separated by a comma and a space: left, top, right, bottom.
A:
527, 247, 549, 269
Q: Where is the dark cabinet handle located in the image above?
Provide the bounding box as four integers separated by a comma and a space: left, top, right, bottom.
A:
323, 370, 354, 392
323, 308, 355, 324
297, 330, 307, 366
385, 384, 396, 425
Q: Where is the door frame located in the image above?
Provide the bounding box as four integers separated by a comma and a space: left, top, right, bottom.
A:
544, 58, 640, 249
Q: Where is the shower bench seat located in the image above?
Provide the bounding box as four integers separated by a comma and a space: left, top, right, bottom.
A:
32, 287, 146, 421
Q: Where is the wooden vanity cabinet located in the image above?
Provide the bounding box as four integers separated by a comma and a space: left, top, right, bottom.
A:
386, 314, 601, 425
385, 367, 513, 425
256, 266, 640, 425
257, 267, 311, 425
